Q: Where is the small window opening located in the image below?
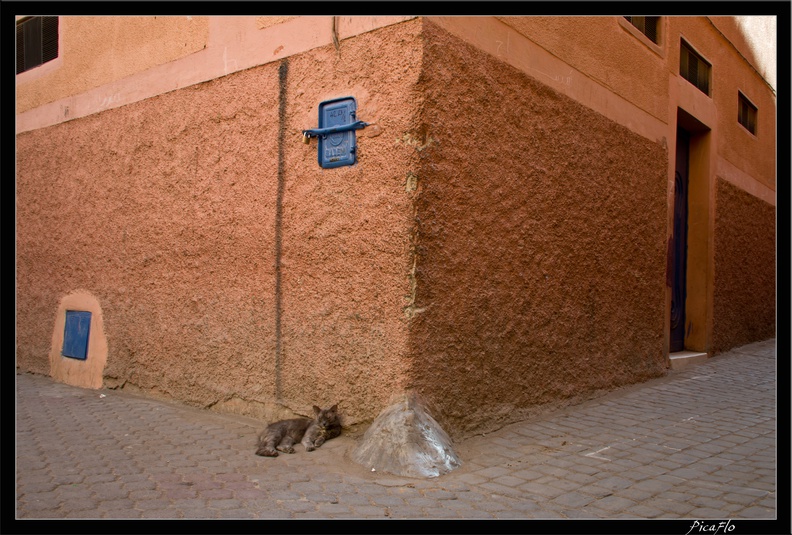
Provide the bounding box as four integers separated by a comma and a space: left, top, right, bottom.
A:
16, 16, 59, 75
624, 16, 660, 44
680, 39, 711, 96
738, 92, 757, 135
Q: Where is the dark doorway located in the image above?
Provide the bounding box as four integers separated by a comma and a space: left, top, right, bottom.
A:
670, 127, 690, 352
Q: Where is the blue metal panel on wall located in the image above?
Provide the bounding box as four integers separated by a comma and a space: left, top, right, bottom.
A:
62, 310, 91, 360
318, 97, 358, 169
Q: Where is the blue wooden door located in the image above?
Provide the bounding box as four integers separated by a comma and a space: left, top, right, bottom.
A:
670, 128, 690, 353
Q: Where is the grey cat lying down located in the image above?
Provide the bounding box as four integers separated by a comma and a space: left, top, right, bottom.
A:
255, 404, 341, 457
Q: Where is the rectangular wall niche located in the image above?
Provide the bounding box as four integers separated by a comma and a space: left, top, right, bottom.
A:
62, 310, 92, 360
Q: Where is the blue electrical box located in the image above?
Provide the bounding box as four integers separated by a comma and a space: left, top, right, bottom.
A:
317, 97, 359, 169
62, 310, 91, 360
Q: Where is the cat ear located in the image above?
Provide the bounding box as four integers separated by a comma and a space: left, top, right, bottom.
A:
330, 404, 338, 412
313, 405, 321, 415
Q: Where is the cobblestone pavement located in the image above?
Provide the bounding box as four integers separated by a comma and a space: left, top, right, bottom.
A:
15, 339, 779, 526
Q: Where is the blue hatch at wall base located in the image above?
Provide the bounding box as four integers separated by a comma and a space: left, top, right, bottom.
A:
62, 310, 91, 360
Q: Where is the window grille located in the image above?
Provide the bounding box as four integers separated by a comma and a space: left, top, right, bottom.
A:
623, 16, 660, 44
16, 16, 59, 74
680, 40, 711, 96
738, 92, 757, 135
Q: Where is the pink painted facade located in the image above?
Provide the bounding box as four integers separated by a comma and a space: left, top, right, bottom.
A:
16, 16, 776, 436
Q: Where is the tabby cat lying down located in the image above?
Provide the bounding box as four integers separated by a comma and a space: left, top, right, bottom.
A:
256, 404, 341, 457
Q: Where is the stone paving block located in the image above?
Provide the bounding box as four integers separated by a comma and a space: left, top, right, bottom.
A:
453, 472, 488, 485
62, 509, 102, 519
216, 508, 258, 519
491, 475, 527, 487
472, 465, 513, 479
464, 496, 510, 513
95, 497, 137, 512
209, 498, 248, 512
589, 494, 636, 512
633, 478, 679, 494
534, 463, 574, 478
344, 504, 385, 517
518, 481, 566, 499
55, 485, 93, 500
643, 497, 696, 516
596, 475, 635, 491
625, 503, 665, 518
547, 477, 586, 493
122, 478, 157, 491
178, 506, 218, 518
757, 496, 776, 509
690, 506, 738, 518
90, 482, 131, 500
127, 488, 162, 501
490, 510, 535, 519
366, 493, 407, 507
477, 481, 525, 499
722, 491, 765, 506
140, 508, 183, 519
689, 494, 729, 510
576, 479, 616, 498
52, 476, 85, 487
453, 506, 494, 519
531, 508, 569, 519
750, 480, 776, 492
18, 491, 62, 511
59, 496, 98, 512
551, 490, 596, 508
22, 509, 63, 520
422, 488, 458, 500
17, 480, 59, 495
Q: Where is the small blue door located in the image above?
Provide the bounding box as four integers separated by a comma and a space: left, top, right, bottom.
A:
62, 310, 92, 360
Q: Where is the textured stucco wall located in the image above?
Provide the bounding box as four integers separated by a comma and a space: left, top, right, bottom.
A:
499, 16, 670, 124
710, 16, 777, 91
16, 19, 424, 425
272, 20, 424, 422
669, 17, 776, 194
15, 64, 284, 412
16, 16, 209, 114
405, 22, 669, 437
712, 179, 776, 354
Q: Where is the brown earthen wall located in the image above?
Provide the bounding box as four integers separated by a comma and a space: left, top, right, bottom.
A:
16, 19, 424, 425
274, 21, 424, 422
712, 178, 776, 353
16, 65, 284, 411
406, 23, 669, 437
